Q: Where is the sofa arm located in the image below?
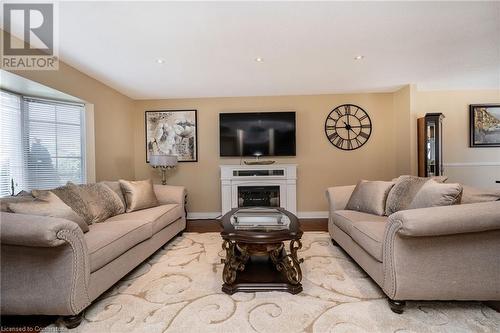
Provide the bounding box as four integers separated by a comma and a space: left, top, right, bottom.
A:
1, 212, 83, 247
389, 201, 500, 237
326, 185, 355, 212
154, 184, 186, 206
1, 212, 91, 315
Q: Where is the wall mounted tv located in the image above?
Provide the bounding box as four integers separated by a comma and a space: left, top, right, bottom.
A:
219, 112, 296, 157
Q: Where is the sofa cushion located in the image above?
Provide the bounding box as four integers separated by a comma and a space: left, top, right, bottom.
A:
0, 192, 34, 212
385, 176, 428, 215
100, 181, 127, 211
85, 219, 153, 272
119, 179, 159, 212
345, 180, 394, 215
409, 180, 463, 209
106, 204, 182, 234
349, 221, 386, 262
386, 175, 449, 215
8, 191, 89, 233
331, 210, 388, 235
50, 182, 125, 224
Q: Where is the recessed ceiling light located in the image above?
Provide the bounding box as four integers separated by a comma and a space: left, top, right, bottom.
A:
255, 57, 264, 62
354, 55, 364, 60
156, 59, 165, 64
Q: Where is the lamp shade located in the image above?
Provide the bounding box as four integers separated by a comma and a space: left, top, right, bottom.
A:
149, 154, 178, 167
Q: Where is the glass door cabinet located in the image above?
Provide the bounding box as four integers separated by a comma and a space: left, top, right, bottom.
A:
418, 113, 445, 177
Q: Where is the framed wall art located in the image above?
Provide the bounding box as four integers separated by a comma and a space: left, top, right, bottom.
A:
469, 104, 500, 147
145, 110, 198, 162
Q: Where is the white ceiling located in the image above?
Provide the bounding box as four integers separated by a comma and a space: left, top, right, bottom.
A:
7, 1, 500, 99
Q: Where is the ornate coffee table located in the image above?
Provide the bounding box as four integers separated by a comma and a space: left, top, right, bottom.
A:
219, 207, 304, 294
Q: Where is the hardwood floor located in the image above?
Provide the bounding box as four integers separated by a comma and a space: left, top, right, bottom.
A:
186, 218, 328, 232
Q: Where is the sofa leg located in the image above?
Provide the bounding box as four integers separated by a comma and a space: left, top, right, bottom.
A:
388, 299, 406, 314
61, 312, 83, 329
331, 238, 339, 246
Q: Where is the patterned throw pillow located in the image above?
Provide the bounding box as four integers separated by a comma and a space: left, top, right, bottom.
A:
51, 182, 125, 224
385, 175, 450, 215
385, 176, 430, 215
100, 181, 127, 209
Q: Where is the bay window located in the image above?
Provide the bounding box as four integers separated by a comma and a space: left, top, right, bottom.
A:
0, 89, 86, 196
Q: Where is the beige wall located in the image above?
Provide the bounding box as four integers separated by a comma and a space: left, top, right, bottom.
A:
9, 63, 136, 181
393, 85, 412, 176
416, 90, 500, 188
134, 93, 398, 213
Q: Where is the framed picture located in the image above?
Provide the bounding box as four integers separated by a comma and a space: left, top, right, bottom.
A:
145, 110, 198, 162
469, 104, 500, 147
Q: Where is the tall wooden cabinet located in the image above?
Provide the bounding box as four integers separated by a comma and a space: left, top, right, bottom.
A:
418, 113, 445, 177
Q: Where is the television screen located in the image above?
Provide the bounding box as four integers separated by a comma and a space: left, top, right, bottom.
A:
219, 112, 296, 157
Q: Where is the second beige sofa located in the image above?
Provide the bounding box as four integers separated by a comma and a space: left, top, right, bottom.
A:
326, 184, 500, 313
0, 184, 186, 328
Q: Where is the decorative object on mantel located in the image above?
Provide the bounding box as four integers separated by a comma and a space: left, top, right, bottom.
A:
325, 104, 372, 151
149, 154, 178, 185
418, 113, 445, 177
243, 160, 276, 165
145, 110, 198, 162
469, 104, 500, 147
243, 152, 276, 165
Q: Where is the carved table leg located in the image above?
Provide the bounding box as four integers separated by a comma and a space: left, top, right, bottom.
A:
270, 240, 304, 285
221, 240, 248, 285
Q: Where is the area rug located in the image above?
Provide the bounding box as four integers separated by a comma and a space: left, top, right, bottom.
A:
45, 232, 499, 332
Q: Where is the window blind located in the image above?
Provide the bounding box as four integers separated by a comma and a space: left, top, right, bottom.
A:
0, 90, 86, 196
0, 91, 23, 196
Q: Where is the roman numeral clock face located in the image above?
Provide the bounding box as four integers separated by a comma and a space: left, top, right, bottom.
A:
325, 104, 372, 150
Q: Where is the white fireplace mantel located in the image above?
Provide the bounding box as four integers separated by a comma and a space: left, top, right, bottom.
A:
220, 164, 297, 215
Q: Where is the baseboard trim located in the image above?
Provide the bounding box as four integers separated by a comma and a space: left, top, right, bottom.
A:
187, 212, 222, 220
297, 211, 329, 218
187, 211, 328, 220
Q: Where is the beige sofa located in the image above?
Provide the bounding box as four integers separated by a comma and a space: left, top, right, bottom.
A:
326, 185, 500, 313
0, 184, 186, 328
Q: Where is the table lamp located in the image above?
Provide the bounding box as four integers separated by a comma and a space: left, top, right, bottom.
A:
149, 154, 178, 185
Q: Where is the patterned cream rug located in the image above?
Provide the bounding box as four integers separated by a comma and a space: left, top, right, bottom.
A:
46, 232, 499, 333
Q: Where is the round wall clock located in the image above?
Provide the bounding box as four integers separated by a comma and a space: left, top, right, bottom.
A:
324, 104, 372, 150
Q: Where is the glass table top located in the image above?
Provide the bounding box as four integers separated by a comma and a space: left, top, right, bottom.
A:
230, 207, 291, 231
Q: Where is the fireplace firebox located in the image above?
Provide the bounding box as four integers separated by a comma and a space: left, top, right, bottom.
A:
237, 186, 280, 207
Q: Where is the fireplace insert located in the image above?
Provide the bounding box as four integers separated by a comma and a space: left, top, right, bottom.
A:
237, 186, 280, 207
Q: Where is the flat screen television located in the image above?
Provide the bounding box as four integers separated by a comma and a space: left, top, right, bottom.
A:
219, 112, 296, 157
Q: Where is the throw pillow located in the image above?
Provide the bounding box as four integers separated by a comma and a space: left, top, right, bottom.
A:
0, 192, 35, 212
390, 175, 448, 183
50, 183, 89, 221
51, 182, 125, 224
8, 191, 89, 233
409, 180, 463, 209
101, 181, 127, 210
119, 179, 159, 213
460, 185, 500, 204
385, 175, 433, 215
345, 180, 395, 216
74, 182, 126, 223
